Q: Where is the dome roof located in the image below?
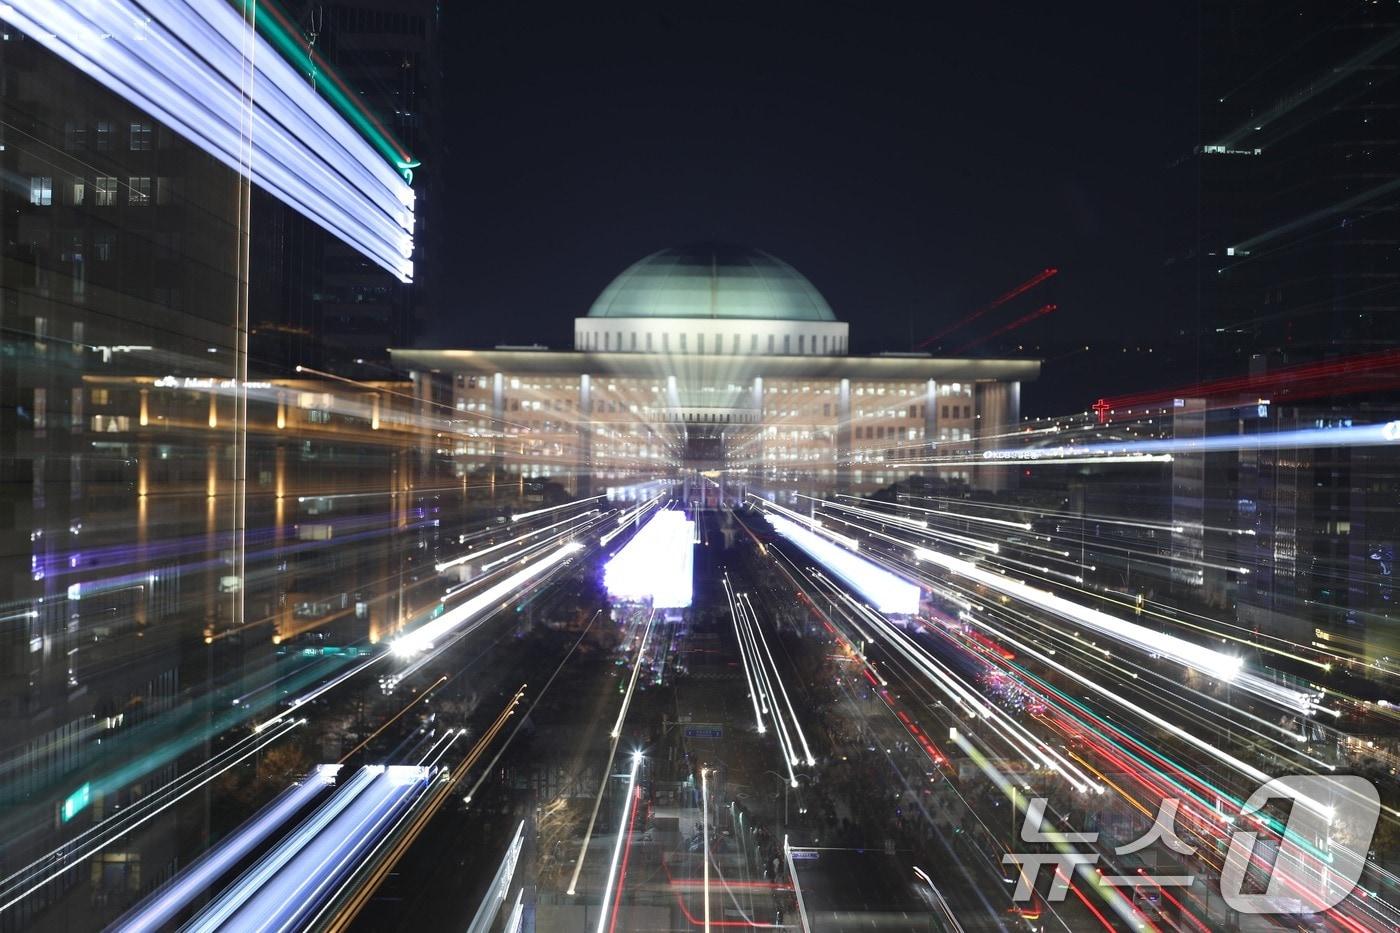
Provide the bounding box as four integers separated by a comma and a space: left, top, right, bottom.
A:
587, 243, 837, 321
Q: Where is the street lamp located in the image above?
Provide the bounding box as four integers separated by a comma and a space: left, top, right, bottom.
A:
764, 770, 811, 827
701, 767, 711, 933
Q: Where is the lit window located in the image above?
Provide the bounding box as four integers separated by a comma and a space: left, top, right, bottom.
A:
28, 176, 52, 206
94, 121, 112, 151
127, 176, 151, 206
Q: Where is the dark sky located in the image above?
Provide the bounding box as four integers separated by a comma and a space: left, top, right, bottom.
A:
438, 2, 1198, 410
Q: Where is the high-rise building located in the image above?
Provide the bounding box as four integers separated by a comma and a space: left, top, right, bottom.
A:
0, 12, 439, 925
1163, 3, 1400, 661
1234, 404, 1400, 678
1168, 0, 1400, 374
250, 0, 443, 377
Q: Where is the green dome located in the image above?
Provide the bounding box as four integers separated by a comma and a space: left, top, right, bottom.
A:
588, 243, 837, 321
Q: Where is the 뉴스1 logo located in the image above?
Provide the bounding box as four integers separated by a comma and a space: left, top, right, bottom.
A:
1002, 774, 1381, 916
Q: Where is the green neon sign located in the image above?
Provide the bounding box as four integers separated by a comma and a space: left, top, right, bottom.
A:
61, 782, 91, 822
237, 1, 418, 179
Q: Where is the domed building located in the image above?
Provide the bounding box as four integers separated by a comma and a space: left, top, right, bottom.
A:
392, 244, 1038, 502
575, 243, 848, 357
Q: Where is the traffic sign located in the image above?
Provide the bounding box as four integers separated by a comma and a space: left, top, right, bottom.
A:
684, 725, 724, 739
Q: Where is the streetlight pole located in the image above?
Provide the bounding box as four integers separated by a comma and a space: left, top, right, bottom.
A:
701, 768, 711, 933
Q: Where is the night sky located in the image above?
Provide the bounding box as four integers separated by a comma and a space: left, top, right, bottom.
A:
439, 3, 1198, 413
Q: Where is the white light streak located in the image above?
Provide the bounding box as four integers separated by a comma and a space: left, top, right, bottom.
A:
595, 753, 642, 933
0, 0, 416, 279
913, 545, 1243, 682
766, 513, 921, 615
394, 541, 581, 657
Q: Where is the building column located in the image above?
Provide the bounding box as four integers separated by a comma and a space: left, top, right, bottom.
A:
752, 376, 764, 495
974, 381, 1020, 493
836, 378, 851, 495
491, 372, 505, 487
924, 378, 938, 460
577, 374, 592, 497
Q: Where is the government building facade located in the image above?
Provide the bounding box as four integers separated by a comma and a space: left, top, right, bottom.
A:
392, 244, 1039, 504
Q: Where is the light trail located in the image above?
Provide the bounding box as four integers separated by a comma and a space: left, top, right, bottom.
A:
511, 494, 607, 523
812, 497, 1000, 555
763, 512, 921, 615
256, 652, 386, 733
954, 302, 1058, 353
595, 751, 643, 933
723, 575, 769, 734
916, 266, 1058, 348
567, 611, 654, 895
436, 510, 599, 571
465, 821, 526, 933
503, 888, 525, 933
0, 718, 304, 915
611, 610, 657, 738
725, 579, 797, 783
782, 836, 812, 931
912, 866, 966, 933
702, 768, 712, 933
339, 674, 447, 764
187, 765, 432, 932
108, 765, 339, 932
608, 771, 643, 933
184, 766, 379, 930
836, 493, 1032, 531
739, 592, 816, 766
314, 690, 525, 932
978, 419, 1400, 462
0, 0, 416, 278
911, 544, 1246, 684
393, 539, 583, 657
460, 613, 602, 806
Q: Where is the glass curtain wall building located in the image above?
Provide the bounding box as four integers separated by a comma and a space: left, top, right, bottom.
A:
0, 7, 450, 929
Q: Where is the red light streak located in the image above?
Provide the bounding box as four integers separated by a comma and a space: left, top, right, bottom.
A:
1097, 348, 1400, 419
916, 268, 1057, 349
1156, 882, 1211, 933
608, 786, 641, 933
954, 303, 1058, 354
1068, 873, 1118, 932
660, 857, 785, 928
